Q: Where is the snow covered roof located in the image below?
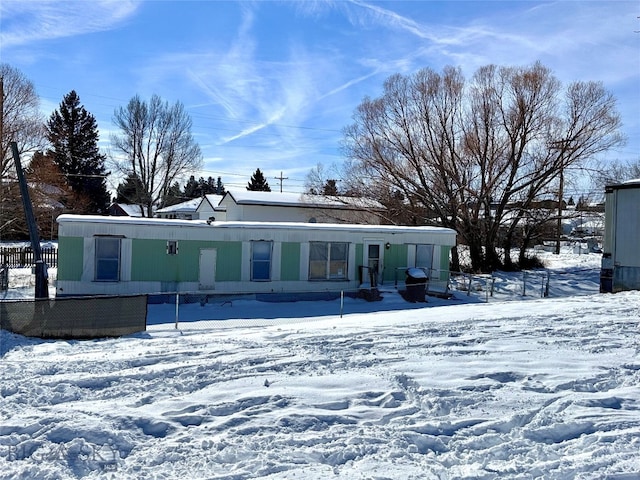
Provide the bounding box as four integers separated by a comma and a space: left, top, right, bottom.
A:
198, 194, 226, 211
155, 197, 202, 214
606, 178, 640, 191
57, 214, 454, 235
222, 189, 384, 211
108, 203, 151, 217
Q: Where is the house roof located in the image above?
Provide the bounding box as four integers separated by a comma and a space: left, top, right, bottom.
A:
221, 189, 384, 211
109, 203, 150, 217
606, 178, 640, 192
156, 197, 202, 214
57, 214, 454, 235
198, 194, 226, 211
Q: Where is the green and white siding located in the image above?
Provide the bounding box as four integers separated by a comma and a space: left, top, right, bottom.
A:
56, 215, 456, 297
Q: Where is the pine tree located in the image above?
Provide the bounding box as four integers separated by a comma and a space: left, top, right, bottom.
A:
323, 179, 339, 196
116, 173, 149, 205
183, 175, 200, 198
247, 168, 271, 192
161, 182, 184, 207
46, 90, 110, 214
216, 176, 225, 195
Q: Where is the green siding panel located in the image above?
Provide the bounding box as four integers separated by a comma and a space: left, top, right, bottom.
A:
215, 242, 242, 281
383, 244, 407, 283
280, 242, 300, 281
130, 240, 242, 282
57, 236, 84, 281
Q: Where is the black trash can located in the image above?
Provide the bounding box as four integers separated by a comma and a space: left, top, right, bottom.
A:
405, 268, 427, 302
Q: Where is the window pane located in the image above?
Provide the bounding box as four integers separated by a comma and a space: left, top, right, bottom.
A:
95, 237, 120, 281
96, 237, 119, 257
416, 244, 433, 269
252, 262, 271, 281
332, 243, 348, 261
310, 242, 328, 261
309, 261, 327, 280
252, 241, 271, 261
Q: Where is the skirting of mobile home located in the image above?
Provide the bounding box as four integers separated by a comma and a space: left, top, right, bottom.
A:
55, 215, 456, 299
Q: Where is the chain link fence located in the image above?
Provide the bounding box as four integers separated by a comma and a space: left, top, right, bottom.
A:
0, 295, 147, 339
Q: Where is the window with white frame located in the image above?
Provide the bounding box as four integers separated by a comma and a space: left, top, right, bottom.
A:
95, 236, 121, 281
167, 240, 178, 255
251, 241, 272, 281
309, 242, 348, 280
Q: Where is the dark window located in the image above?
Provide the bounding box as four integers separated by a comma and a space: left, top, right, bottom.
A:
95, 237, 121, 281
251, 241, 272, 281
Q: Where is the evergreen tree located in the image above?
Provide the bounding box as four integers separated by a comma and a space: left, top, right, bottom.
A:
116, 172, 149, 206
161, 182, 184, 207
198, 176, 210, 195
183, 175, 200, 198
247, 168, 271, 192
46, 90, 110, 214
183, 174, 226, 198
323, 179, 339, 196
216, 176, 225, 195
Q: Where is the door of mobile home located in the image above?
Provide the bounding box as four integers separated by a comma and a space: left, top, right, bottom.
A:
363, 239, 384, 286
199, 248, 217, 290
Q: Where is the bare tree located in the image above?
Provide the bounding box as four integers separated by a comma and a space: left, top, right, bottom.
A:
342, 62, 625, 272
305, 162, 344, 195
110, 94, 202, 216
1, 64, 46, 178
592, 158, 640, 187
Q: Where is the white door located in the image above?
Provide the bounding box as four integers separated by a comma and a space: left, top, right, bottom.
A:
199, 248, 217, 290
363, 240, 384, 286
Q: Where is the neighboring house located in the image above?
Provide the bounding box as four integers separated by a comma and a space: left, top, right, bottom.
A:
600, 179, 640, 293
108, 203, 152, 218
219, 189, 384, 224
155, 197, 202, 220
195, 194, 226, 222
55, 214, 456, 299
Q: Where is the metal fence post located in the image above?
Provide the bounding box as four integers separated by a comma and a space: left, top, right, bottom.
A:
544, 272, 550, 298
175, 292, 179, 329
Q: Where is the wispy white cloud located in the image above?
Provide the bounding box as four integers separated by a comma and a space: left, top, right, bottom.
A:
0, 0, 140, 47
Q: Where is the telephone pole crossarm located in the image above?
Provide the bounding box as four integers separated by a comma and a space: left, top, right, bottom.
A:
274, 171, 288, 193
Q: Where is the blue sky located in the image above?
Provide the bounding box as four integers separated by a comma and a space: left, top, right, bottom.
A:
1, 1, 638, 195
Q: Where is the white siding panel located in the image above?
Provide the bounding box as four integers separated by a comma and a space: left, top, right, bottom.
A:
615, 188, 640, 267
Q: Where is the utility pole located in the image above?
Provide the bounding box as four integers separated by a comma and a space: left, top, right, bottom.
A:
556, 165, 564, 255
550, 139, 575, 255
11, 142, 49, 299
274, 171, 288, 193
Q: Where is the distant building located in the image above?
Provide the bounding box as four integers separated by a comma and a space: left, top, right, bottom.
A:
600, 179, 640, 293
108, 203, 151, 218
155, 197, 202, 220
218, 189, 384, 224
195, 194, 226, 222
113, 189, 384, 224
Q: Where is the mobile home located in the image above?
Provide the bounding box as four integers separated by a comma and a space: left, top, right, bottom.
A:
55, 215, 456, 299
600, 179, 640, 293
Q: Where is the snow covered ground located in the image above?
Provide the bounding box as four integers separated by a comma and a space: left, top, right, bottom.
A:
2, 249, 640, 479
